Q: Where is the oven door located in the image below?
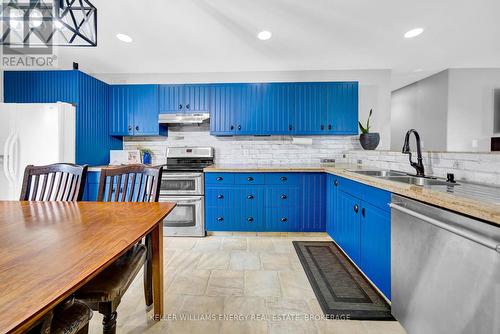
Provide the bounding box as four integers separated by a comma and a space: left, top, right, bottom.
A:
160, 196, 205, 237
160, 173, 203, 196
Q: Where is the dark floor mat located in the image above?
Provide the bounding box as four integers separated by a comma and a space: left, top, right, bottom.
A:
293, 241, 395, 320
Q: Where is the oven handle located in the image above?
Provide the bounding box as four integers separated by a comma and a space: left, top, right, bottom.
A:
160, 196, 203, 204
162, 172, 203, 179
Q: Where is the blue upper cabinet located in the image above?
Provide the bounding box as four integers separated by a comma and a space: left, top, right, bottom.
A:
209, 81, 358, 136
3, 70, 122, 166
326, 82, 358, 135
293, 83, 328, 135
210, 84, 263, 135
159, 84, 211, 113
109, 84, 166, 136
261, 83, 295, 135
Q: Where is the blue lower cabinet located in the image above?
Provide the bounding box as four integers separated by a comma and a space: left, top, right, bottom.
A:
337, 189, 361, 264
206, 208, 233, 231
83, 171, 100, 201
266, 206, 301, 232
360, 202, 391, 299
234, 186, 264, 208
205, 172, 324, 232
237, 210, 265, 232
265, 186, 300, 207
327, 175, 391, 300
301, 173, 326, 232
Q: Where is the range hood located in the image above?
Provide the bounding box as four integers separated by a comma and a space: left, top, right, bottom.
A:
158, 113, 210, 124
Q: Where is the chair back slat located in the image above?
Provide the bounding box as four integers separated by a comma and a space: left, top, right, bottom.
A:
20, 164, 88, 201
97, 165, 162, 203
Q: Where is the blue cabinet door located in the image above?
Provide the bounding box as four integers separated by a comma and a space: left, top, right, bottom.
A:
360, 201, 391, 299
133, 85, 162, 136
326, 82, 358, 135
109, 85, 134, 136
337, 189, 361, 264
159, 84, 211, 113
83, 171, 100, 201
110, 85, 164, 136
210, 84, 263, 135
301, 173, 326, 232
261, 83, 295, 135
293, 83, 328, 135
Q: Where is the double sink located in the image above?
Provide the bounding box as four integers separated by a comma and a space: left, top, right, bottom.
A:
350, 170, 459, 187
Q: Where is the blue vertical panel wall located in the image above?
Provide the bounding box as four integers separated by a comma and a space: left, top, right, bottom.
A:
300, 173, 326, 231
4, 70, 79, 103
261, 83, 295, 134
78, 72, 121, 165
3, 70, 120, 166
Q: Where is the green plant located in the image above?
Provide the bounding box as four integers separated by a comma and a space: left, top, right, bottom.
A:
359, 109, 373, 134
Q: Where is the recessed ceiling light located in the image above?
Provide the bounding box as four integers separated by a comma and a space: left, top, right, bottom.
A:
404, 28, 424, 39
116, 33, 133, 43
257, 30, 272, 41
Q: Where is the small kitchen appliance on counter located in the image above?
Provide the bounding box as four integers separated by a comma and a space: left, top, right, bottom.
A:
160, 146, 214, 237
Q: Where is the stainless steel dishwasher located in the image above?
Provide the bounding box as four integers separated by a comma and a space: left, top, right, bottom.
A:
390, 194, 500, 334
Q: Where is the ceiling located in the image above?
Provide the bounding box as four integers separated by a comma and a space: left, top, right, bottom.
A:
55, 0, 500, 89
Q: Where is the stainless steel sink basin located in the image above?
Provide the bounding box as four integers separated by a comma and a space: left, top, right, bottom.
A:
349, 170, 459, 186
350, 170, 407, 177
382, 176, 458, 186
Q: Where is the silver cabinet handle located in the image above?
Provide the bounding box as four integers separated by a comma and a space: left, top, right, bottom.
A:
390, 203, 500, 253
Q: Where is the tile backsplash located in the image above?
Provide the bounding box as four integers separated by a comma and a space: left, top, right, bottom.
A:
123, 126, 361, 165
344, 150, 500, 186
123, 126, 500, 186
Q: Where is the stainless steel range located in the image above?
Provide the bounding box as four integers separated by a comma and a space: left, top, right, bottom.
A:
160, 147, 214, 237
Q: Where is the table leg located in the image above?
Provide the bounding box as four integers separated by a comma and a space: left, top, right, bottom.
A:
151, 222, 164, 320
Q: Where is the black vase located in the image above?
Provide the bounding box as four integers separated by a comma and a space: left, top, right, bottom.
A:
359, 133, 380, 150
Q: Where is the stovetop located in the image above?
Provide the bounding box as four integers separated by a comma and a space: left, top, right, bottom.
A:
162, 146, 214, 173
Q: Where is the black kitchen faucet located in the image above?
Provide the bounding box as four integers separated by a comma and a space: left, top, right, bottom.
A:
402, 129, 425, 177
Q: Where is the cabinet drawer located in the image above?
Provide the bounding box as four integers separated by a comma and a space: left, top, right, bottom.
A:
234, 186, 264, 208
205, 173, 235, 185
206, 207, 233, 231
265, 187, 300, 207
265, 173, 301, 185
266, 207, 301, 232
234, 173, 265, 185
206, 188, 233, 207
236, 210, 265, 231
337, 176, 391, 212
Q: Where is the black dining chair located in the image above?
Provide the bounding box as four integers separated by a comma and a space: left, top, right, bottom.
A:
20, 163, 93, 334
20, 163, 88, 201
75, 165, 163, 334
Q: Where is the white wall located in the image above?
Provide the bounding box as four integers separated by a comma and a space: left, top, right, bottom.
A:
447, 68, 500, 152
95, 69, 392, 149
390, 70, 449, 151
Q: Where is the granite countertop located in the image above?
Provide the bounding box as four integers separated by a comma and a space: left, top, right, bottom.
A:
204, 164, 500, 226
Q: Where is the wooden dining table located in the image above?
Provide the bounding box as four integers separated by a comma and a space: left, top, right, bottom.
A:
0, 200, 175, 334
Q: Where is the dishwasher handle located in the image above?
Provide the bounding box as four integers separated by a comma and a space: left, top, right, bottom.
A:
390, 203, 500, 253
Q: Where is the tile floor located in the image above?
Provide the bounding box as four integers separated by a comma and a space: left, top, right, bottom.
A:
88, 234, 407, 334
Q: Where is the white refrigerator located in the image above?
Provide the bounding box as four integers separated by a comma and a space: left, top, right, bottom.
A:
0, 102, 76, 200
